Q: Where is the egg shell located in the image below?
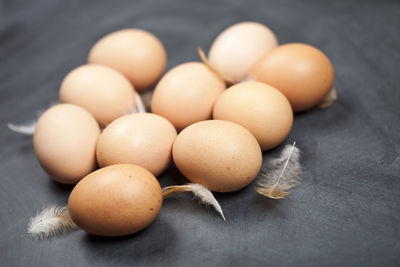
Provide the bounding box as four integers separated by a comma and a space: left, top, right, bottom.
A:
250, 43, 334, 112
59, 64, 136, 126
68, 164, 163, 236
208, 21, 278, 83
213, 81, 293, 151
96, 113, 177, 176
173, 120, 262, 192
151, 62, 226, 131
33, 104, 100, 184
88, 29, 167, 91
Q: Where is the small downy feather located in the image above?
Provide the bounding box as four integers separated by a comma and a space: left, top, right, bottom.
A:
256, 142, 302, 199
318, 87, 337, 109
197, 47, 233, 84
27, 205, 79, 239
134, 92, 147, 113
8, 93, 146, 134
127, 92, 149, 114
7, 121, 36, 135
163, 183, 226, 221
8, 102, 59, 135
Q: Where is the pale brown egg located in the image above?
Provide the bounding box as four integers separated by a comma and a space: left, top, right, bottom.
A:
96, 113, 177, 176
213, 82, 293, 151
173, 120, 262, 192
68, 164, 162, 236
151, 62, 226, 131
250, 43, 335, 112
208, 21, 278, 83
59, 64, 136, 126
33, 104, 100, 184
88, 29, 167, 91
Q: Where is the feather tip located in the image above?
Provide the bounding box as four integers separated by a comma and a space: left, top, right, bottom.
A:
163, 184, 226, 221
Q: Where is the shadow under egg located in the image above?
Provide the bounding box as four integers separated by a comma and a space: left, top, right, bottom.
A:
157, 162, 189, 187
81, 215, 177, 264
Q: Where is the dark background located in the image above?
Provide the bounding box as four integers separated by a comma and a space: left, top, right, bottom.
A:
1, 0, 400, 266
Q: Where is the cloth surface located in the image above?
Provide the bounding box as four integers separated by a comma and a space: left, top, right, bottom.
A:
1, 0, 399, 266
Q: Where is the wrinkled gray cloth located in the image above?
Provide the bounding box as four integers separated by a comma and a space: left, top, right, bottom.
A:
1, 0, 399, 266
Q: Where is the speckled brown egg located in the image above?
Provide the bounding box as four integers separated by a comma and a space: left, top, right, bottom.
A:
250, 43, 334, 112
172, 120, 262, 192
88, 29, 167, 91
213, 81, 293, 151
68, 164, 162, 236
96, 113, 177, 176
151, 62, 226, 131
59, 64, 136, 126
33, 104, 100, 184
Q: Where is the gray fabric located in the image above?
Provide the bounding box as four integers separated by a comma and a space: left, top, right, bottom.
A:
1, 0, 399, 266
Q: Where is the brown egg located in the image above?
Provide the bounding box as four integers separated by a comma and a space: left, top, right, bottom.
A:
96, 113, 177, 176
59, 64, 136, 126
213, 82, 293, 151
173, 120, 262, 192
88, 29, 167, 91
68, 164, 162, 236
33, 104, 100, 184
250, 43, 334, 112
208, 21, 278, 83
151, 62, 226, 131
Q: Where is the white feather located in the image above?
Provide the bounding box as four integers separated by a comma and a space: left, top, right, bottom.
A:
318, 87, 337, 109
129, 92, 147, 113
163, 183, 226, 221
27, 205, 79, 239
256, 142, 302, 199
7, 121, 36, 135
135, 92, 147, 113
8, 102, 58, 135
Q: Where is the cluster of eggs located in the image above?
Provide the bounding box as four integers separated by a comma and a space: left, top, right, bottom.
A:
33, 22, 334, 236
